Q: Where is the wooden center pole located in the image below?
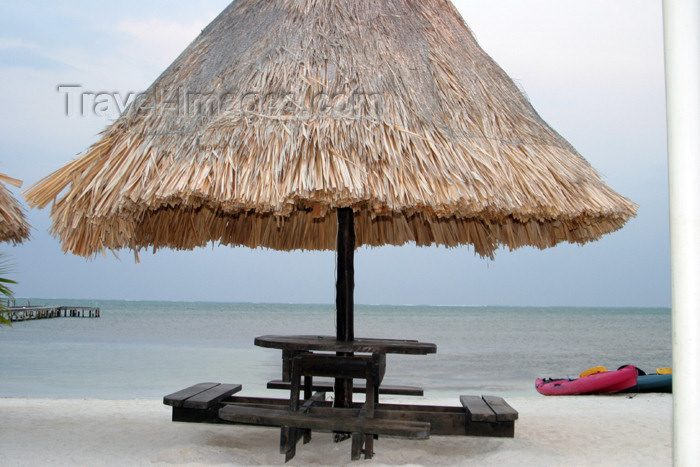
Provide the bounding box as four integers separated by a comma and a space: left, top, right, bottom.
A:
335, 207, 355, 408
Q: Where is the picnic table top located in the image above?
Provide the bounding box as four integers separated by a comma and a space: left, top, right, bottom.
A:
254, 335, 437, 355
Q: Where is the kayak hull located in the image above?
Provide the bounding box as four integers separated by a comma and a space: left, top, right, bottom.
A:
536, 365, 638, 396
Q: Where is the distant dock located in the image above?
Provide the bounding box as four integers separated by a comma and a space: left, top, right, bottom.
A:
6, 304, 100, 322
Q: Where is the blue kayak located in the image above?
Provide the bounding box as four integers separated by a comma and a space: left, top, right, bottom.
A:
620, 374, 672, 393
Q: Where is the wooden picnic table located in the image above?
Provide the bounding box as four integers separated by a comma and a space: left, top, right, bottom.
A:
254, 335, 437, 409
164, 334, 518, 462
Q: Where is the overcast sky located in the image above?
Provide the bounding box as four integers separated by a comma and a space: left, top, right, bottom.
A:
0, 1, 669, 307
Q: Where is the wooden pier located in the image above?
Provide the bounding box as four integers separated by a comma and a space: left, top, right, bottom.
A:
7, 305, 100, 322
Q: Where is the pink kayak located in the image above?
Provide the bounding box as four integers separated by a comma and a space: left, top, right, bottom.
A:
535, 365, 638, 396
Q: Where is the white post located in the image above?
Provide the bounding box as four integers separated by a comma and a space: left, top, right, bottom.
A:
662, 1, 700, 465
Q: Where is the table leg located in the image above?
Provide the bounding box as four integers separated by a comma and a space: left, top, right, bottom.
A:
364, 365, 376, 459
303, 375, 313, 444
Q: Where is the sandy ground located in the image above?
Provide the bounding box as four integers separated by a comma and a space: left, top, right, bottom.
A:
0, 395, 671, 466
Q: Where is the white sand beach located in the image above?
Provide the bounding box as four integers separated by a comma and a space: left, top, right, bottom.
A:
0, 394, 671, 466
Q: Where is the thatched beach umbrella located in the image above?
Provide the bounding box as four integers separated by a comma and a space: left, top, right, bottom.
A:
25, 0, 636, 369
0, 174, 30, 245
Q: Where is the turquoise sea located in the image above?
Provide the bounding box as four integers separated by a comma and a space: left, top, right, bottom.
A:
0, 300, 671, 399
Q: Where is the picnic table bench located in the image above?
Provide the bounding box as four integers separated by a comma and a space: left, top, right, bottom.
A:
163, 335, 518, 462
266, 379, 425, 396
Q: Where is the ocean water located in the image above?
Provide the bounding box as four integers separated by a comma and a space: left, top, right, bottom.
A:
0, 300, 671, 399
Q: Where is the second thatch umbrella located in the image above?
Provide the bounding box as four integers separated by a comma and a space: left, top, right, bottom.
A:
0, 174, 30, 245
25, 0, 636, 359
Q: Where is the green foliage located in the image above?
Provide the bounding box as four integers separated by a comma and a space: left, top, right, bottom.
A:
0, 255, 16, 326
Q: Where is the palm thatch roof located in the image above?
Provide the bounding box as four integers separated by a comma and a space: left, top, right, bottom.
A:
0, 174, 30, 245
25, 0, 636, 259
